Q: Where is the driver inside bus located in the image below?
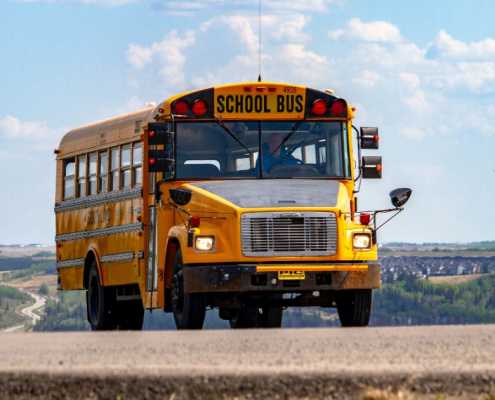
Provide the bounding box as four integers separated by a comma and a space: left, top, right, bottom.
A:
259, 132, 300, 174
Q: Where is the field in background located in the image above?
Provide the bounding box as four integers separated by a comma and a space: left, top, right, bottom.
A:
2, 243, 495, 331
428, 273, 486, 285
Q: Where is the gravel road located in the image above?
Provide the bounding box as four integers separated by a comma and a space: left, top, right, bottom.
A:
1, 325, 494, 399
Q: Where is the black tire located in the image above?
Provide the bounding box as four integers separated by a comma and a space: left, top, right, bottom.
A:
114, 300, 144, 330
171, 248, 206, 330
336, 289, 372, 327
86, 261, 117, 331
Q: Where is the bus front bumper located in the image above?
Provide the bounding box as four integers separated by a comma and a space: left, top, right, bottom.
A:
182, 263, 380, 294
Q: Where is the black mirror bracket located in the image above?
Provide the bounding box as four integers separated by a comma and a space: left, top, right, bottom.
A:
359, 207, 404, 245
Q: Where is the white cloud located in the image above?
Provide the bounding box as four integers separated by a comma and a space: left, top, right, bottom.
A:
127, 30, 196, 87
399, 72, 420, 90
16, 0, 139, 5
127, 44, 153, 69
155, 0, 337, 15
329, 18, 402, 43
352, 70, 381, 88
428, 30, 495, 61
0, 115, 54, 140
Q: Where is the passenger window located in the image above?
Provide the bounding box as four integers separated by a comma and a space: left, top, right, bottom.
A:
121, 144, 131, 189
110, 147, 120, 191
252, 151, 259, 168
304, 144, 316, 164
63, 158, 75, 199
88, 152, 97, 195
318, 146, 326, 164
77, 155, 87, 197
291, 147, 302, 161
99, 151, 108, 193
235, 157, 250, 171
132, 142, 142, 187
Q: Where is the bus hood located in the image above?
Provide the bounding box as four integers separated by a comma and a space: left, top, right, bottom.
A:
190, 179, 341, 209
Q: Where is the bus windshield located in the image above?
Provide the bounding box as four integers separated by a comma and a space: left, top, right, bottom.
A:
175, 121, 351, 179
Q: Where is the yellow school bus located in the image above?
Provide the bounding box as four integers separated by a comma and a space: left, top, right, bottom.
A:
54, 82, 411, 330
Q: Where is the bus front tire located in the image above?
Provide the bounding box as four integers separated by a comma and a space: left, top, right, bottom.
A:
86, 261, 116, 331
336, 289, 372, 327
171, 249, 206, 330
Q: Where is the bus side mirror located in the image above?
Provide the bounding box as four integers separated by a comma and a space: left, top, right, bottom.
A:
360, 127, 379, 149
390, 188, 412, 208
362, 156, 382, 179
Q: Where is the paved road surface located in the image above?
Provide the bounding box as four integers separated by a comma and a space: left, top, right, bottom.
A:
1, 325, 494, 399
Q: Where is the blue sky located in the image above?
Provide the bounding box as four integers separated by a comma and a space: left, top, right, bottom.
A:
1, 0, 494, 244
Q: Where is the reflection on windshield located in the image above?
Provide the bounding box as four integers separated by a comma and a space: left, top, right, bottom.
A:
175, 121, 350, 179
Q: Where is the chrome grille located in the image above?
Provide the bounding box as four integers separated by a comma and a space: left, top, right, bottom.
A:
241, 212, 337, 256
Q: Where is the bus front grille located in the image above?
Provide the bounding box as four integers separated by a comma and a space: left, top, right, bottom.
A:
241, 212, 337, 257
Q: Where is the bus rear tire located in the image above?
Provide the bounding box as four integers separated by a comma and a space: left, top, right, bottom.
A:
336, 289, 372, 327
86, 261, 117, 331
171, 248, 206, 330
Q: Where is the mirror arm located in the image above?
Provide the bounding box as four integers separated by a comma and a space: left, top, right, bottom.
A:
372, 208, 403, 232
352, 125, 362, 193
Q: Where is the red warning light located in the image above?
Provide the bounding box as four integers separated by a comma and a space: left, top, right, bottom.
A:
360, 213, 371, 225
173, 100, 189, 115
190, 216, 201, 228
330, 99, 347, 117
192, 99, 208, 116
311, 99, 327, 116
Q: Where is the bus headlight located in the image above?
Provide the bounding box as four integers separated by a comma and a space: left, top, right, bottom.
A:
195, 236, 215, 251
353, 233, 371, 250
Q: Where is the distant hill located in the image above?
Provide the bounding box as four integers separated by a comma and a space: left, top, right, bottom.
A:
382, 241, 495, 251
0, 245, 55, 258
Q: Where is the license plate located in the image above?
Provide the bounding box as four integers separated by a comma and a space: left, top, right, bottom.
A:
278, 271, 305, 280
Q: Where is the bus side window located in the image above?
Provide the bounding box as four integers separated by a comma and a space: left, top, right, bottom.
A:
121, 144, 131, 189
318, 145, 326, 164
304, 144, 316, 164
235, 157, 250, 171
63, 158, 75, 199
98, 150, 108, 193
77, 155, 87, 197
110, 147, 120, 191
132, 142, 142, 187
89, 152, 97, 195
291, 147, 302, 162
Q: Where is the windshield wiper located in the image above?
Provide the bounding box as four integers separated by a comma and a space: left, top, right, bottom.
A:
271, 120, 304, 155
214, 119, 253, 156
